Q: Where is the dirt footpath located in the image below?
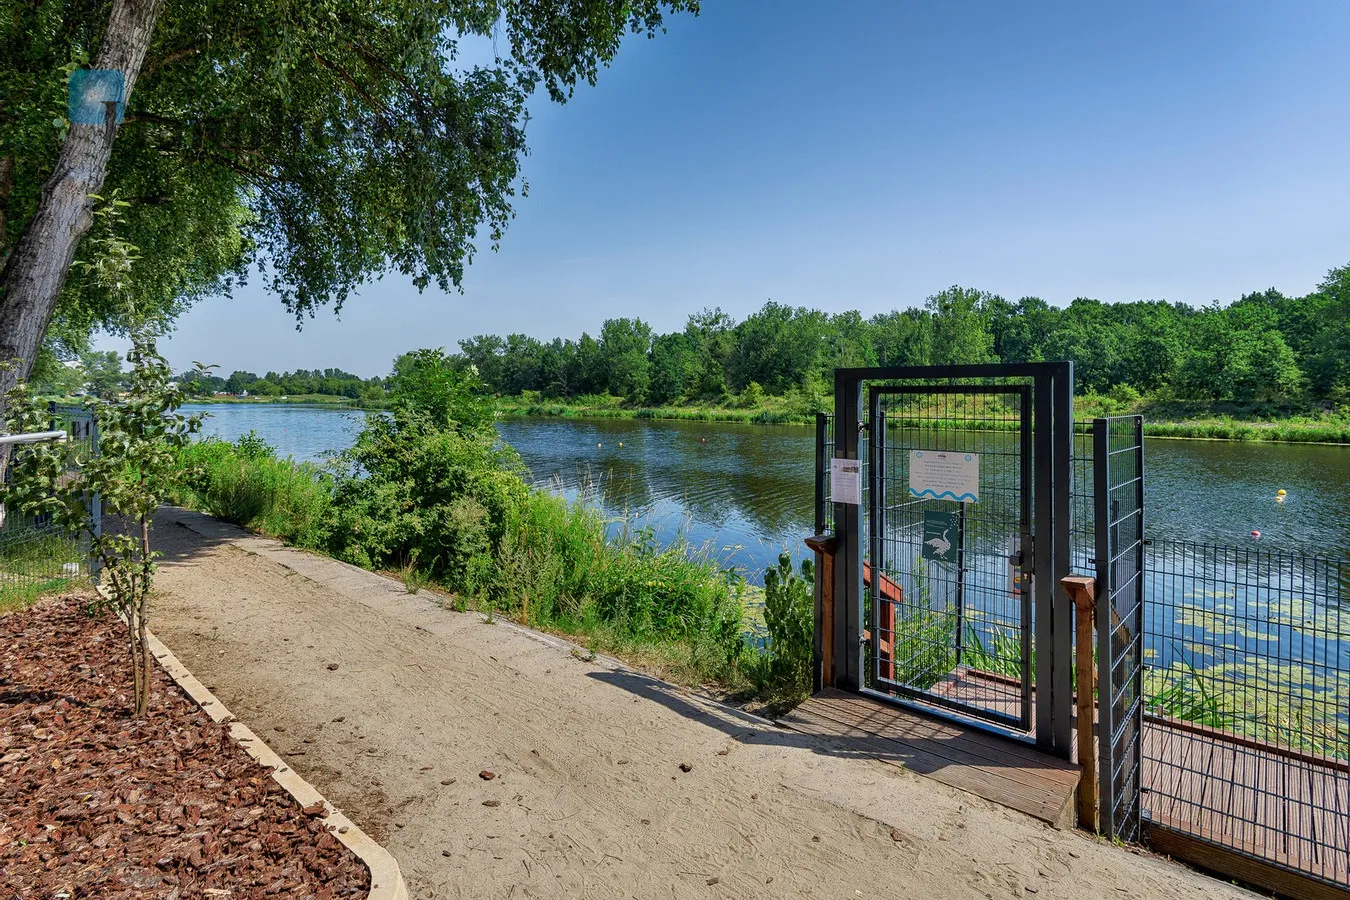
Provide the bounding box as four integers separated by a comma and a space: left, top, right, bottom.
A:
148, 507, 1249, 900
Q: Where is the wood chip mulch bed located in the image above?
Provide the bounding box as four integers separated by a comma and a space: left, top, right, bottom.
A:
1, 596, 370, 899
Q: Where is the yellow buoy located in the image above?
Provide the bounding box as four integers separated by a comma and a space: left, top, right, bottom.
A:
618, 442, 623, 448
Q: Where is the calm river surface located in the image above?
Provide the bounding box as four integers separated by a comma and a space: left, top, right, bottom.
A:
186, 403, 1350, 579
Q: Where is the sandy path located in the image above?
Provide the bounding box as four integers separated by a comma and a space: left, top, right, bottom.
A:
147, 507, 1248, 900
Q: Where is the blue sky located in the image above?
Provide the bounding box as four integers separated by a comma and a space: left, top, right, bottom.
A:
102, 0, 1350, 376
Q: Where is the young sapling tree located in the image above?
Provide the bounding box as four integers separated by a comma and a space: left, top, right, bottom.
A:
3, 334, 200, 715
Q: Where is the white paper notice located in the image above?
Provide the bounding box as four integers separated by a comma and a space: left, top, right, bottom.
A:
908, 450, 980, 503
830, 458, 862, 506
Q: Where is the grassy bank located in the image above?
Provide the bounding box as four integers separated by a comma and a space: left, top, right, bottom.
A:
170, 429, 812, 704
496, 393, 1350, 444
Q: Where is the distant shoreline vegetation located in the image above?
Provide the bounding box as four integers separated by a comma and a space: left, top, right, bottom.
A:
494, 393, 1350, 445
184, 393, 390, 409
457, 268, 1350, 441
55, 267, 1348, 443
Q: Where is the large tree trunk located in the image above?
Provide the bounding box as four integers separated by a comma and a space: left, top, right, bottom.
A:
0, 0, 164, 399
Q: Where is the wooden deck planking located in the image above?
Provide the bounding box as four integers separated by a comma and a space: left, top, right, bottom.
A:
781, 707, 1073, 824
779, 689, 1079, 828
926, 666, 1348, 887
1144, 719, 1350, 887
834, 661, 1349, 891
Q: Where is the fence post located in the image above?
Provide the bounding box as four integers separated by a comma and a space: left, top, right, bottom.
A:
1062, 575, 1098, 831
805, 534, 836, 689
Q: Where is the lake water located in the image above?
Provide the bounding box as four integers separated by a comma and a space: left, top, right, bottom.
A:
186, 403, 1350, 579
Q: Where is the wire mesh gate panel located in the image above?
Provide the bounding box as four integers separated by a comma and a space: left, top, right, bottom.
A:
867, 386, 1033, 731
827, 364, 1077, 758
1093, 416, 1145, 842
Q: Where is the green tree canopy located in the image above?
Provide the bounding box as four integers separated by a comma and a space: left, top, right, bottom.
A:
0, 0, 699, 398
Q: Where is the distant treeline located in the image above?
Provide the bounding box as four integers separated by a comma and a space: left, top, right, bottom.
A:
181, 367, 387, 401
458, 264, 1350, 410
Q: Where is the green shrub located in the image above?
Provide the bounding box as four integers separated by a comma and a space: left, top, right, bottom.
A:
235, 429, 275, 460
738, 381, 766, 409
323, 409, 527, 594
757, 551, 813, 700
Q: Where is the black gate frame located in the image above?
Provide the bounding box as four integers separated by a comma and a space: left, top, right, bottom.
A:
826, 363, 1077, 758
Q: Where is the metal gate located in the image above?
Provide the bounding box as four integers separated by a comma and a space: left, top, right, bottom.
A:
824, 363, 1078, 757
868, 385, 1033, 730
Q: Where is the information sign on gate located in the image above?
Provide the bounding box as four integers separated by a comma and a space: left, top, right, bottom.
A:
829, 458, 862, 505
921, 510, 960, 562
909, 450, 980, 503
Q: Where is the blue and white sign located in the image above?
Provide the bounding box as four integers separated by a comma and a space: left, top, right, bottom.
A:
908, 450, 980, 503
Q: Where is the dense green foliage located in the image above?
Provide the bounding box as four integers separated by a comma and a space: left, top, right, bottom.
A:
168, 353, 809, 694
177, 367, 387, 402
459, 266, 1350, 413
2, 0, 697, 369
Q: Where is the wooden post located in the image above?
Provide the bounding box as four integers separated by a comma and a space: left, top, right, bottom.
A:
805, 534, 836, 689
1062, 575, 1098, 832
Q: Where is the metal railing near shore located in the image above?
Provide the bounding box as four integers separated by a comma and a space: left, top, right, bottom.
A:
1141, 540, 1348, 889
815, 404, 1346, 894
1072, 417, 1350, 895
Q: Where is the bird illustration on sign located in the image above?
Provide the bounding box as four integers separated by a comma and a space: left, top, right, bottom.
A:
922, 510, 960, 562
925, 528, 952, 559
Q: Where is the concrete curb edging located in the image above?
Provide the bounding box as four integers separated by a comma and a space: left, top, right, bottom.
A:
137, 620, 409, 900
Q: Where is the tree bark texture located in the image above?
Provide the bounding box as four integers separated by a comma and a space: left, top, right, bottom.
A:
0, 0, 165, 399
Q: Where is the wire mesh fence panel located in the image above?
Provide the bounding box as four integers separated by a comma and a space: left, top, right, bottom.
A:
1142, 540, 1349, 887
815, 413, 835, 535
48, 402, 98, 471
1094, 416, 1146, 843
867, 386, 1033, 731
1073, 415, 1350, 888
1, 409, 96, 609
0, 512, 85, 610
1070, 420, 1097, 578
